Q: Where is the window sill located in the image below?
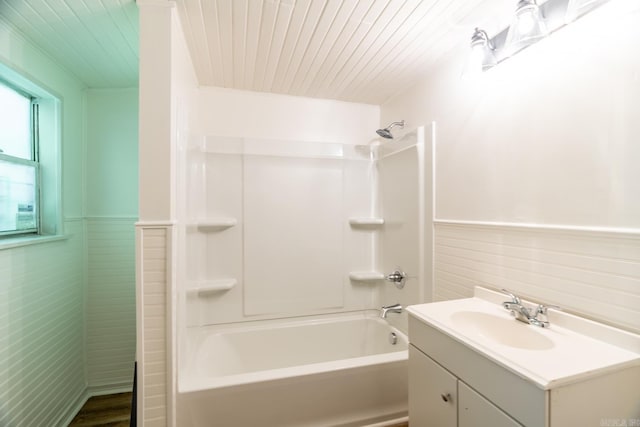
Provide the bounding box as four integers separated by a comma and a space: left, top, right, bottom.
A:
0, 234, 69, 250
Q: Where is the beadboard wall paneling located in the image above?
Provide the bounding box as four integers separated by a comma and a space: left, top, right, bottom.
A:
86, 218, 137, 391
0, 220, 86, 427
137, 226, 171, 426
434, 222, 640, 334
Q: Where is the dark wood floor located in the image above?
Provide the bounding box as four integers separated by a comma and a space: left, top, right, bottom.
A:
69, 393, 132, 426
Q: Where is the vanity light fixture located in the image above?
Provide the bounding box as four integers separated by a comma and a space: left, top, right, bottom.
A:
466, 0, 611, 74
504, 0, 548, 56
467, 28, 498, 75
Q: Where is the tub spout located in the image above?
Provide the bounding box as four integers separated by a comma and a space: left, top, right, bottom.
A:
381, 303, 403, 318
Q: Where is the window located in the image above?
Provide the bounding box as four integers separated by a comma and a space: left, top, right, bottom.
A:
0, 81, 39, 236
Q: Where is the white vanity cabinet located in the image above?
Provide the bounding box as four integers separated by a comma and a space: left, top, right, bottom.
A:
409, 345, 521, 427
407, 287, 640, 427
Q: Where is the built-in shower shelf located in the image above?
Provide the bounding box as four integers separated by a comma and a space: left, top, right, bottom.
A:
348, 217, 385, 227
349, 271, 385, 282
187, 279, 237, 296
189, 218, 238, 232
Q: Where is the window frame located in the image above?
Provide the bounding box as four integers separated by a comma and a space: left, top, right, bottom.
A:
0, 79, 41, 238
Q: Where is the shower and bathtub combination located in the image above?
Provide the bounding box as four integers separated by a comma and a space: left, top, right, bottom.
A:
175, 124, 430, 426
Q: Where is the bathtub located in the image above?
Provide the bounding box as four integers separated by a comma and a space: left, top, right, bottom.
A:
177, 312, 409, 427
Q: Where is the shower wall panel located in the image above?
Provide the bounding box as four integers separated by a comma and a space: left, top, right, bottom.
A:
244, 155, 344, 315
203, 153, 243, 293
183, 137, 378, 326
377, 127, 428, 333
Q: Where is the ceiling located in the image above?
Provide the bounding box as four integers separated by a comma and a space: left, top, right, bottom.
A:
0, 0, 139, 88
176, 0, 513, 104
0, 0, 514, 104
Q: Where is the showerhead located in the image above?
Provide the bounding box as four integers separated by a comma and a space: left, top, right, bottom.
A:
376, 128, 393, 139
376, 120, 405, 139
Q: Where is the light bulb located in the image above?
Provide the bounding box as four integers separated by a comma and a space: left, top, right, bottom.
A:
504, 0, 548, 57
462, 28, 497, 79
517, 10, 536, 34
469, 44, 485, 74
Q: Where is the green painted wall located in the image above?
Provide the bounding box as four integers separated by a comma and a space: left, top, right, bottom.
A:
85, 88, 138, 390
0, 19, 140, 425
0, 18, 87, 426
86, 88, 139, 217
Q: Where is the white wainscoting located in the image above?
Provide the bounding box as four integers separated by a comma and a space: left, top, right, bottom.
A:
86, 217, 137, 392
0, 220, 86, 426
136, 223, 174, 426
434, 221, 640, 334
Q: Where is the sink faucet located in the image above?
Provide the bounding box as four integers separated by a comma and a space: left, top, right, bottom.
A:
501, 289, 557, 328
381, 303, 403, 319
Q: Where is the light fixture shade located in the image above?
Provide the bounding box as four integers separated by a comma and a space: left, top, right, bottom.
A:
565, 0, 608, 22
504, 0, 548, 56
463, 28, 498, 78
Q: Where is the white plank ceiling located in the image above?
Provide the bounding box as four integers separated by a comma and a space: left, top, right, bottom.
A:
0, 0, 139, 88
176, 0, 514, 104
0, 0, 514, 103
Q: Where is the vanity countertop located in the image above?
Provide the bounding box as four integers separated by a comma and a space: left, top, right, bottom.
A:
407, 287, 640, 389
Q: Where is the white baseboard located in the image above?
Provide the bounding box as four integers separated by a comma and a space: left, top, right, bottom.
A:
87, 381, 134, 397
364, 416, 409, 427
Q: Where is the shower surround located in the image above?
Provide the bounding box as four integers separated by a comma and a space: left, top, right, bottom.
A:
173, 126, 428, 426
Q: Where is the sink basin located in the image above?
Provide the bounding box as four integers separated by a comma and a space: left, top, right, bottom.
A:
407, 287, 640, 390
451, 310, 554, 350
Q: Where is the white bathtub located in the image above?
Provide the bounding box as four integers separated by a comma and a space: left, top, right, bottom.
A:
177, 312, 409, 427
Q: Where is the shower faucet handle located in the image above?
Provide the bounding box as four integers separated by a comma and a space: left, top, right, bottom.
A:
385, 269, 407, 289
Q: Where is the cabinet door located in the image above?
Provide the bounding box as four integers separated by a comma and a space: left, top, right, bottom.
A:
459, 381, 522, 427
409, 345, 457, 427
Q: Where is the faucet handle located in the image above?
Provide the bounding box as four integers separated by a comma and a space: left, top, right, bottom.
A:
385, 269, 407, 289
535, 304, 561, 315
528, 304, 561, 328
500, 289, 521, 304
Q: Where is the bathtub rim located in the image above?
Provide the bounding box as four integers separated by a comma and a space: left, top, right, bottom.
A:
183, 308, 404, 334
179, 310, 408, 394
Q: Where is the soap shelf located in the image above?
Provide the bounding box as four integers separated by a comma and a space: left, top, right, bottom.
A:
349, 271, 385, 282
188, 218, 238, 232
187, 279, 237, 297
349, 217, 384, 227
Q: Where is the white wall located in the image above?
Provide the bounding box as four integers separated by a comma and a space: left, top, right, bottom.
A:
381, 1, 640, 332
0, 16, 87, 426
85, 88, 138, 392
137, 2, 199, 426
383, 1, 640, 229
193, 86, 379, 143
